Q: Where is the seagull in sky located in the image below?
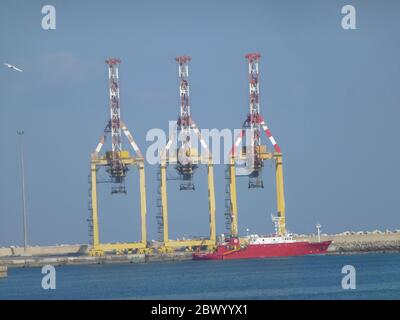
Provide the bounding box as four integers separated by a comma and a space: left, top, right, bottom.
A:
4, 63, 23, 72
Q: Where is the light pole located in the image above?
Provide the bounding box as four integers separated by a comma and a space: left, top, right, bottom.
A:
17, 130, 28, 252
316, 223, 322, 243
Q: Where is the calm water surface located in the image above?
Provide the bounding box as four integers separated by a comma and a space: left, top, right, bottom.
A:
0, 253, 399, 299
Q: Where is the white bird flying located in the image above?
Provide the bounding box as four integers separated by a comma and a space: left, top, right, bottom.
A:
4, 63, 23, 72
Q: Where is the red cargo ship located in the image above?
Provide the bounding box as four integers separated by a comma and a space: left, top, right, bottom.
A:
193, 234, 332, 260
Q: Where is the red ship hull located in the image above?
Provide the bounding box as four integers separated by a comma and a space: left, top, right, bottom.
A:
193, 240, 332, 260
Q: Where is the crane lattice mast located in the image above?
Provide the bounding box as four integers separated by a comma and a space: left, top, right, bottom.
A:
88, 58, 148, 256
157, 56, 216, 251
105, 58, 127, 191
175, 55, 198, 190
176, 55, 192, 148
244, 53, 265, 187
226, 53, 286, 238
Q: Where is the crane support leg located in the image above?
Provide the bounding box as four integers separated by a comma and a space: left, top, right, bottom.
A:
229, 158, 239, 238
207, 161, 216, 242
139, 162, 147, 245
90, 163, 102, 255
160, 163, 169, 244
275, 154, 286, 236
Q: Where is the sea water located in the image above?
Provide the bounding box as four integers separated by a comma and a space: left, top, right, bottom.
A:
0, 253, 399, 299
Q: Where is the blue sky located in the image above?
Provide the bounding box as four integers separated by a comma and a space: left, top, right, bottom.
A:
0, 0, 399, 246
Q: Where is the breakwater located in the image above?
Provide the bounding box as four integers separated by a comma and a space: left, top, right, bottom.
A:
295, 232, 400, 255
0, 266, 7, 278
1, 232, 399, 268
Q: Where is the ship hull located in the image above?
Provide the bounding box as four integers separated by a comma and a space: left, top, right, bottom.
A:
193, 240, 332, 260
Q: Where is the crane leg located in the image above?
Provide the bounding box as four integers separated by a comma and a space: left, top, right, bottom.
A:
229, 157, 239, 238
207, 161, 216, 244
160, 163, 169, 244
275, 154, 286, 236
90, 163, 103, 256
139, 161, 147, 246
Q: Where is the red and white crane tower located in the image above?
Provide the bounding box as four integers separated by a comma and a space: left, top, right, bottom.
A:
175, 55, 197, 190
225, 53, 286, 238
156, 56, 216, 252
106, 58, 126, 187
88, 58, 148, 256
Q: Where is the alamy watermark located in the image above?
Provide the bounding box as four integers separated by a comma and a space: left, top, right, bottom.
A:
41, 265, 56, 290
341, 5, 356, 30
41, 5, 56, 30
341, 265, 356, 290
144, 122, 259, 166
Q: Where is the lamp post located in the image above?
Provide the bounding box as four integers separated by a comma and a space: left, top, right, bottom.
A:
17, 130, 28, 252
316, 223, 322, 243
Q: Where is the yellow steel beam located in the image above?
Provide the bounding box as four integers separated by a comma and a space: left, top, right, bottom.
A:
138, 161, 147, 245
274, 154, 286, 236
92, 156, 144, 167
229, 149, 287, 238
160, 155, 216, 250
165, 239, 216, 248
158, 155, 211, 165
89, 156, 148, 255
259, 152, 274, 160
236, 151, 273, 161
229, 156, 239, 238
90, 163, 100, 247
95, 242, 146, 252
207, 160, 216, 242
160, 162, 169, 243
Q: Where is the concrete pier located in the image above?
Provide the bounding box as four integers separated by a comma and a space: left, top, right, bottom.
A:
0, 244, 88, 257
145, 252, 193, 263
0, 266, 7, 278
0, 254, 145, 268
0, 252, 193, 268
0, 232, 399, 269
295, 232, 400, 255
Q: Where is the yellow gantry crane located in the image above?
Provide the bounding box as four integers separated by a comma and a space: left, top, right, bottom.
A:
157, 56, 216, 252
226, 53, 286, 239
87, 54, 285, 256
88, 58, 148, 256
